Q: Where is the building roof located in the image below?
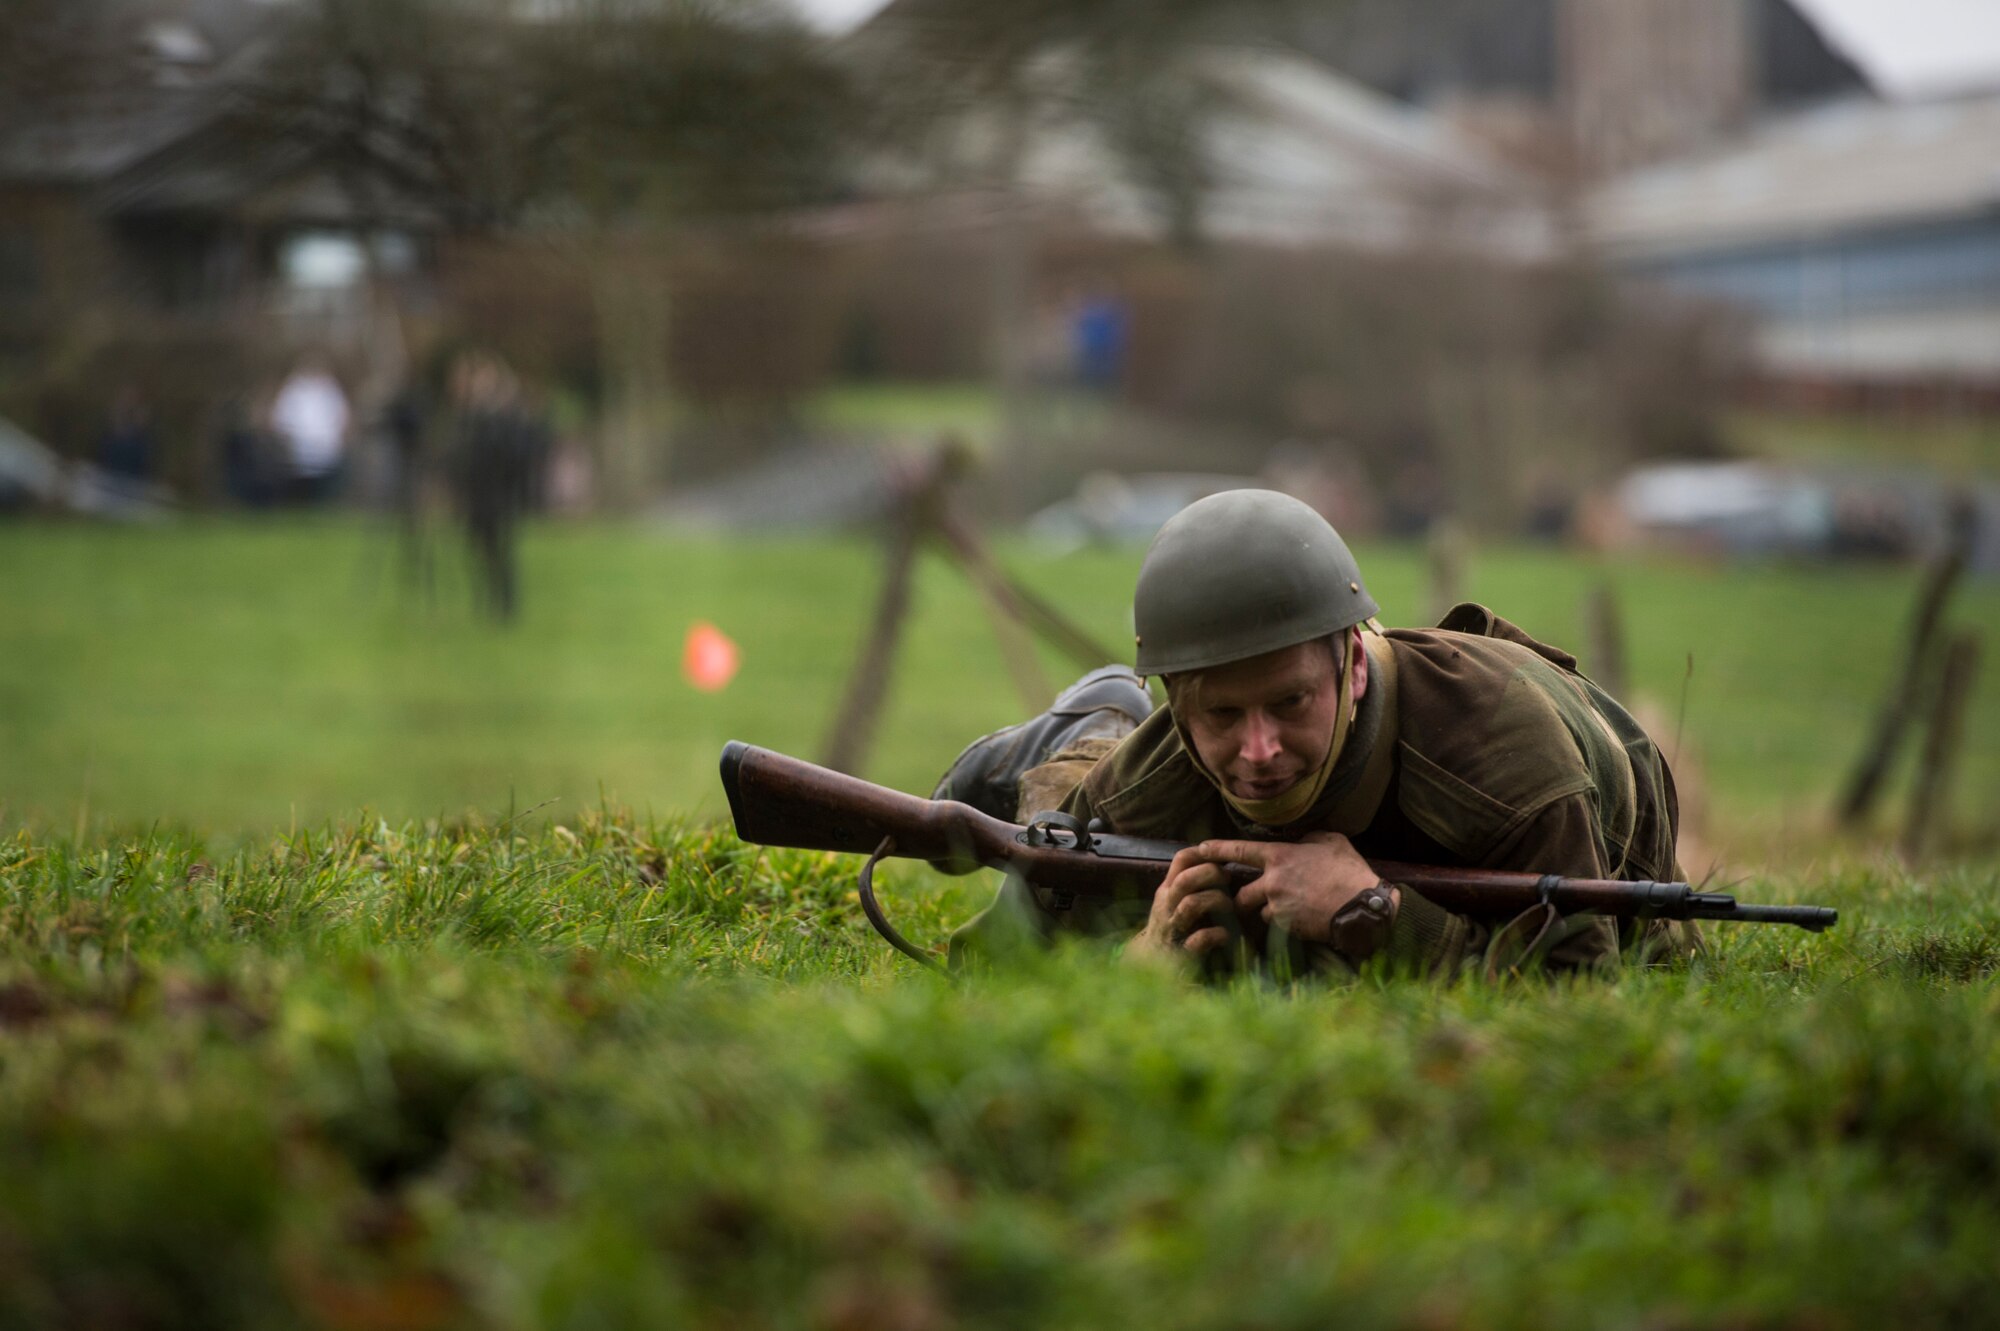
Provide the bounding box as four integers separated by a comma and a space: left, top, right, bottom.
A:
1018, 49, 1552, 256
830, 0, 2000, 106
1, 0, 442, 229
0, 0, 279, 185
1587, 90, 2000, 258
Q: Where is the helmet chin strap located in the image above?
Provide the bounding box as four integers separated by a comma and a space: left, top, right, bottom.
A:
1179, 631, 1361, 829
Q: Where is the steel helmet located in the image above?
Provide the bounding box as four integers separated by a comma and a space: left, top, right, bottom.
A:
1133, 489, 1377, 675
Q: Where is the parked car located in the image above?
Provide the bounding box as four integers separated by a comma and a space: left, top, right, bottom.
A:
1025, 472, 1264, 549
0, 416, 174, 520
1613, 460, 1998, 569
0, 417, 64, 513
1615, 462, 1835, 557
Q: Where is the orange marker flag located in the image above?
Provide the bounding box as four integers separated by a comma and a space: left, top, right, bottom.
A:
682, 621, 741, 692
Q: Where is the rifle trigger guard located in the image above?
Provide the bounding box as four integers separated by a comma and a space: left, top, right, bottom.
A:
1021, 810, 1092, 853
859, 837, 947, 975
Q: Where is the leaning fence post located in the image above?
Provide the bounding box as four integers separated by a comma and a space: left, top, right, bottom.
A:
1834, 493, 1976, 828
817, 451, 958, 776
818, 437, 1123, 776
933, 501, 1117, 669
1901, 631, 1982, 860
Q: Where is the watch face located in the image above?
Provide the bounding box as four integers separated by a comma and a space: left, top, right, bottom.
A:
1332, 886, 1395, 960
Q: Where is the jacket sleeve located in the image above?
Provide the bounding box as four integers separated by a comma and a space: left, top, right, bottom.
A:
1040, 741, 1120, 825
1373, 793, 1621, 979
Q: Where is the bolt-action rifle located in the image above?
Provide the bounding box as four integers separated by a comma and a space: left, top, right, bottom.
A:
719, 741, 1837, 971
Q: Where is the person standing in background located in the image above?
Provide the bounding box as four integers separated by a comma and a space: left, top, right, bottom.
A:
95, 385, 159, 495
269, 355, 350, 506
446, 351, 543, 622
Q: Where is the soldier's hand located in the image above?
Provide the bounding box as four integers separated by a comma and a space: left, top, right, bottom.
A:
1127, 845, 1244, 965
1193, 832, 1389, 945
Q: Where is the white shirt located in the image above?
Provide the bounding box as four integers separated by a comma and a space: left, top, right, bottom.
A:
270, 371, 350, 476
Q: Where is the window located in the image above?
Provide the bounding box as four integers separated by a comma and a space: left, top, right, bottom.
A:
280, 232, 367, 289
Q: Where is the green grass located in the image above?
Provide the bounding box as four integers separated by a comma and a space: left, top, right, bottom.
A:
1730, 410, 2000, 478
4, 520, 1997, 846
4, 520, 1998, 1327
801, 388, 2000, 480
803, 382, 1004, 444
1, 818, 1996, 1329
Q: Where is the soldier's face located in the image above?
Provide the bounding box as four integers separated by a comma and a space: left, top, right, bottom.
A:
1176, 634, 1366, 802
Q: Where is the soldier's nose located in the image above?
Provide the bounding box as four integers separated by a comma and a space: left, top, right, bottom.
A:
1239, 715, 1282, 766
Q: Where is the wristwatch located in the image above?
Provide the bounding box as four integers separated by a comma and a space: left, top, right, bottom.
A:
1329, 883, 1398, 961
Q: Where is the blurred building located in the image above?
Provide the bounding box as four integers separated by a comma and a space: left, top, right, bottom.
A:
840, 0, 1888, 270
1009, 49, 1554, 261
0, 0, 446, 498
1221, 0, 1866, 176
1221, 0, 1998, 392
844, 0, 1976, 394
0, 0, 436, 365
1586, 93, 2000, 389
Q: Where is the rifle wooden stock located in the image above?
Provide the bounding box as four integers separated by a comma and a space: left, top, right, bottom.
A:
720, 741, 1192, 900
719, 742, 1836, 932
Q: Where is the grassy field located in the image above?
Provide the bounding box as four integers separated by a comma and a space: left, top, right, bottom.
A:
2, 818, 1996, 1328
804, 383, 2000, 481
3, 518, 1998, 1328
1731, 409, 2000, 478
4, 519, 1996, 847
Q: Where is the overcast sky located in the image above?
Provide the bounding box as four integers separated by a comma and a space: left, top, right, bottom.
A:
787, 0, 2000, 99
1798, 0, 2000, 96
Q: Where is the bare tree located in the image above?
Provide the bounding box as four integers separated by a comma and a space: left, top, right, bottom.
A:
0, 0, 137, 116
237, 0, 854, 500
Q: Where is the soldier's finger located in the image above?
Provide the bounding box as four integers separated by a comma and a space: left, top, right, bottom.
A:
1175, 861, 1233, 894
1234, 876, 1274, 913
1154, 859, 1208, 911
1194, 840, 1270, 867
1171, 889, 1232, 935
1182, 926, 1232, 957
1159, 866, 1229, 927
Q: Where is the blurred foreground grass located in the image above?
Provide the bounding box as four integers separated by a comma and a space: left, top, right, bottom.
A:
3, 519, 1996, 849
2, 816, 1996, 1328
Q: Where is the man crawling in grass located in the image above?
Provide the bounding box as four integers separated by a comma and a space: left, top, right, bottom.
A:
938, 490, 1697, 978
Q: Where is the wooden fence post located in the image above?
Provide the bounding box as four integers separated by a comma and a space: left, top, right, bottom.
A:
1581, 577, 1628, 701
816, 453, 959, 775
1426, 518, 1469, 626
816, 439, 1120, 778
1834, 494, 1977, 827
1901, 632, 1982, 860
933, 501, 1118, 670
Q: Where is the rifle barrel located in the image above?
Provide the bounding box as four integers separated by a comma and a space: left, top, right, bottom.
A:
1693, 902, 1838, 931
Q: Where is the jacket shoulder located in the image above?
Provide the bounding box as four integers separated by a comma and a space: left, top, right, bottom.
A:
1075, 707, 1234, 842
1383, 628, 1599, 860
1433, 602, 1579, 671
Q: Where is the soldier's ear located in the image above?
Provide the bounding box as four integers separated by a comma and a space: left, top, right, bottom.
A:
1349, 628, 1369, 701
